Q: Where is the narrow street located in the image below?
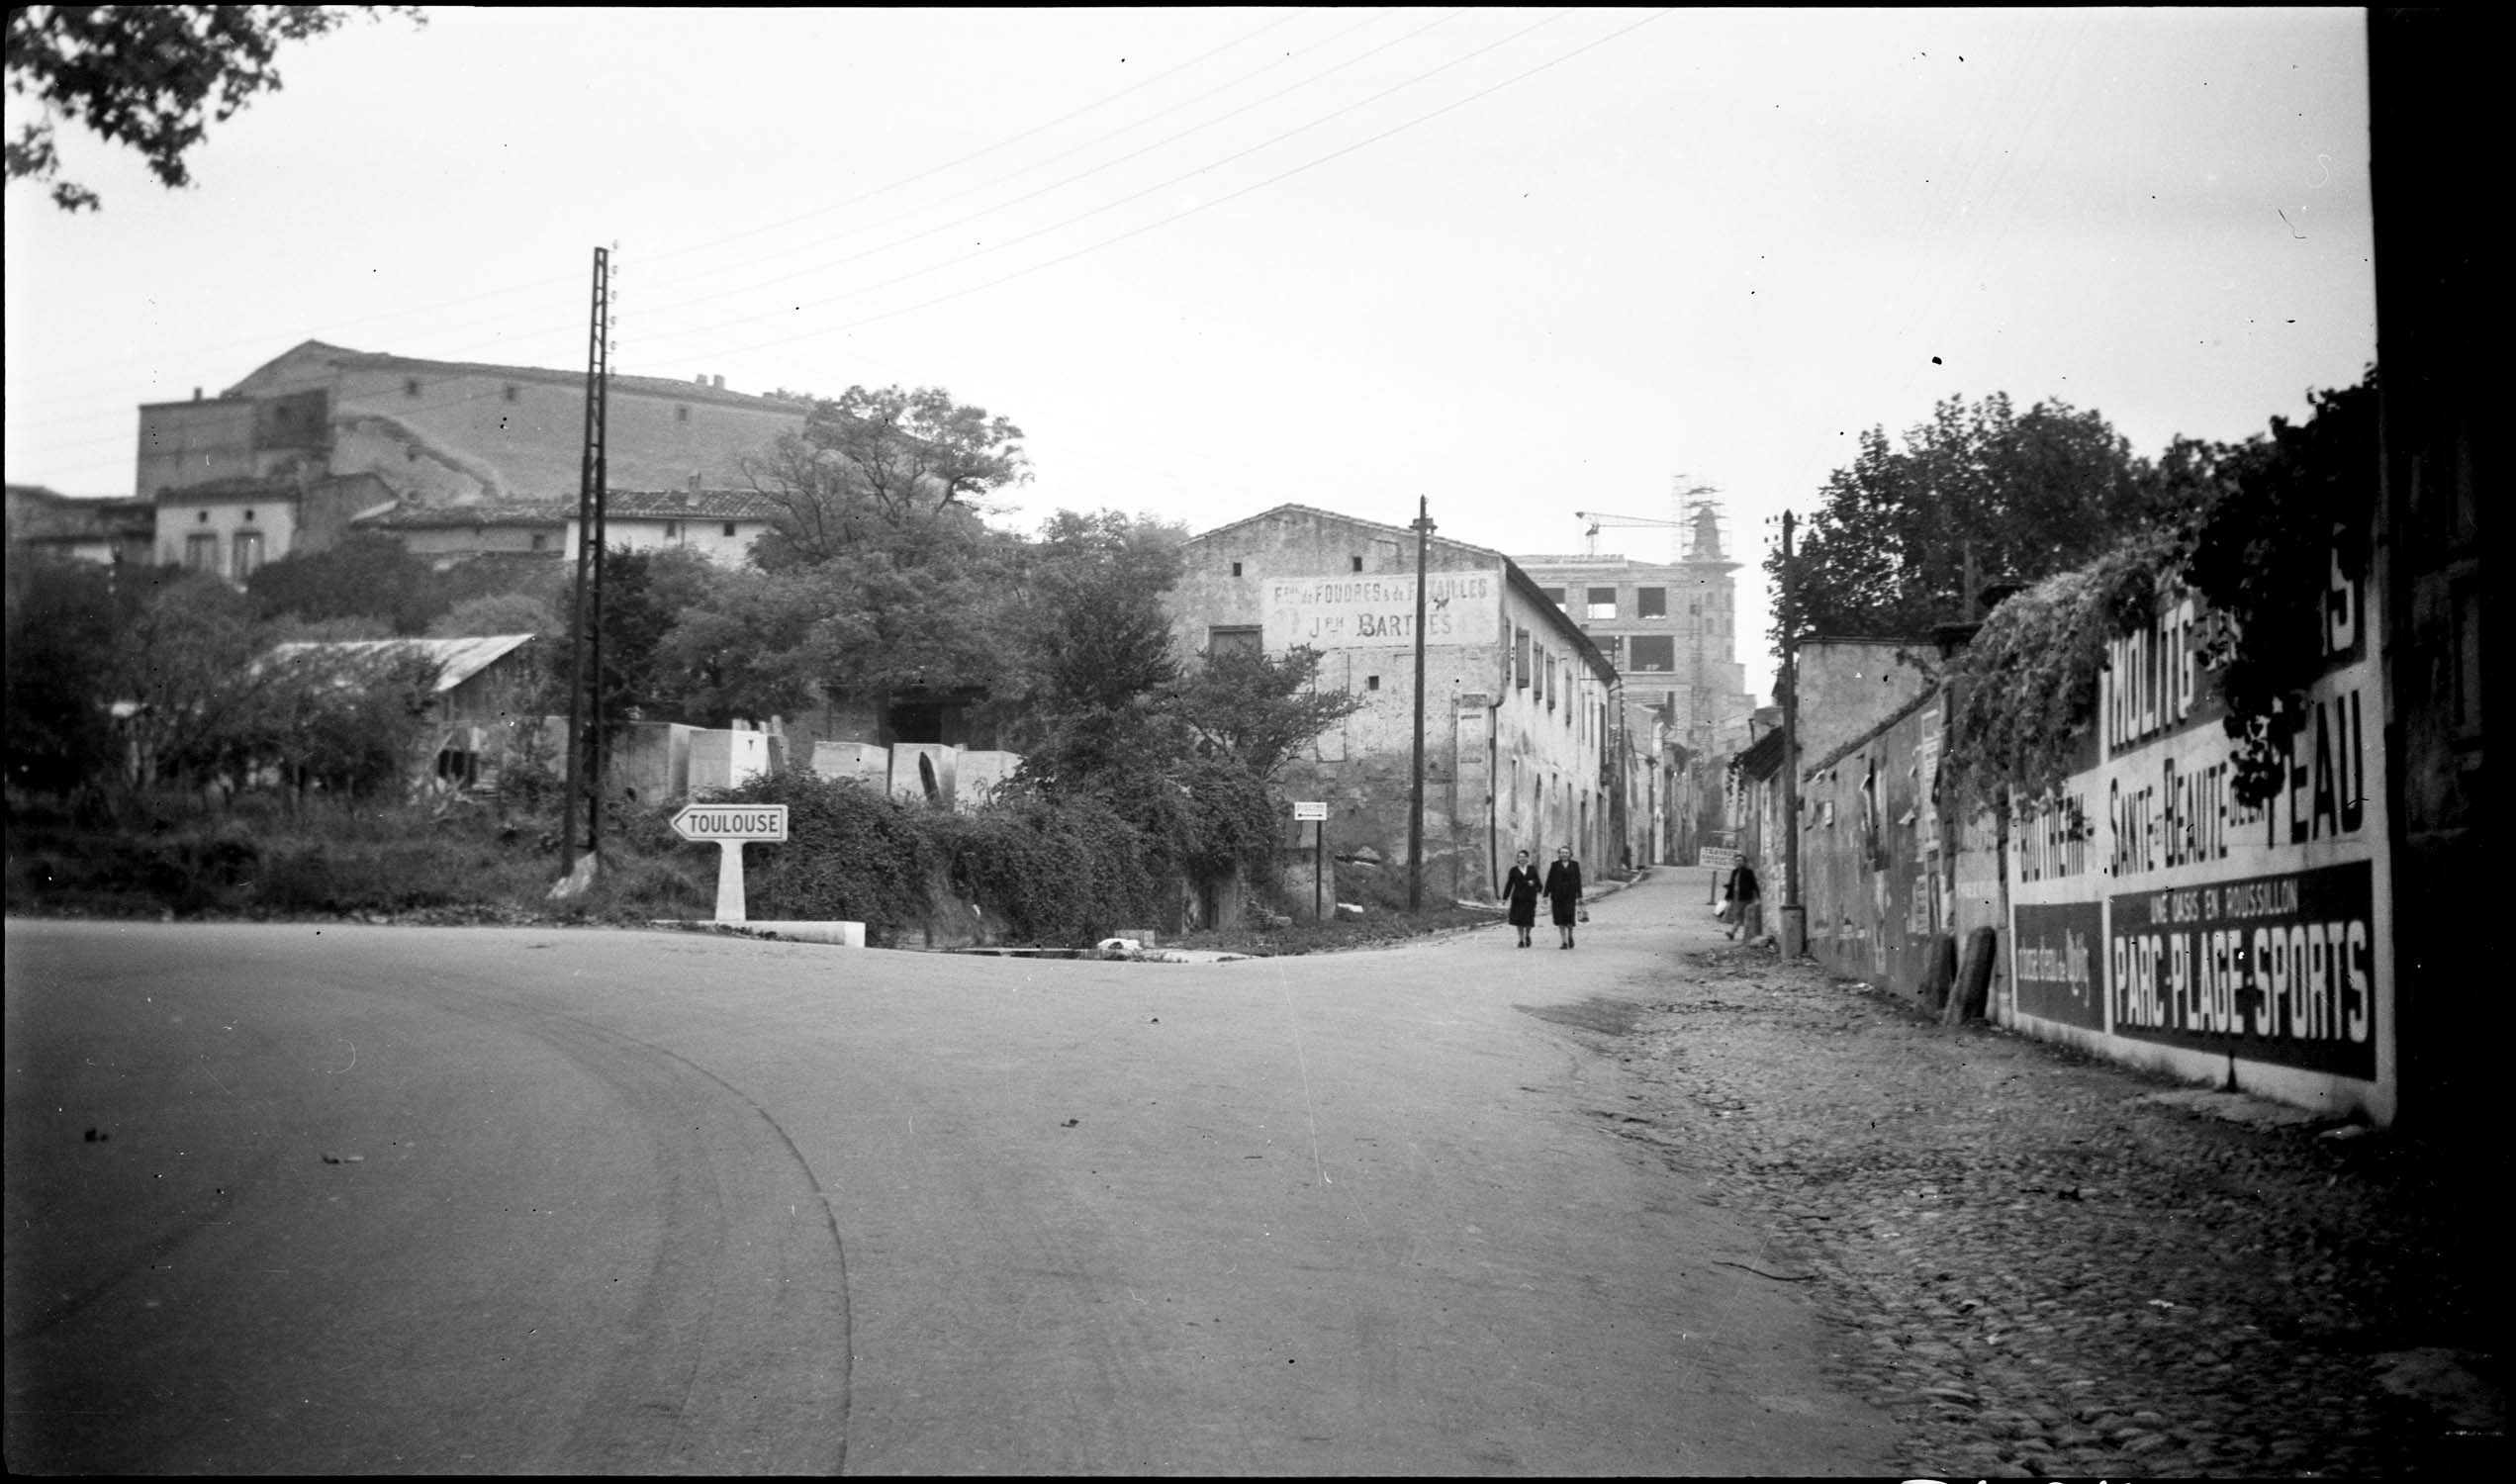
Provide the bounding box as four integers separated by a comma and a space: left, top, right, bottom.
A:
1580, 872, 2503, 1480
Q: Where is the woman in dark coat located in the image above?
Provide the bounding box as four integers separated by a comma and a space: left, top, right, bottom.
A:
1724, 860, 1760, 941
1501, 849, 1543, 948
1541, 845, 1584, 950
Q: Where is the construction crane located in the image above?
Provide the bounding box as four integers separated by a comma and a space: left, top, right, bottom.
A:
1574, 477, 1720, 558
1572, 510, 1683, 558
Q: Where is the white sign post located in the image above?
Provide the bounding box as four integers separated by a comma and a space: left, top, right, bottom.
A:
671, 804, 790, 925
1293, 801, 1328, 921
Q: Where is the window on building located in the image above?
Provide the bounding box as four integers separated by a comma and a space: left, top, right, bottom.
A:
1351, 555, 1363, 573
676, 405, 691, 423
1365, 676, 1380, 691
1630, 635, 1676, 672
405, 377, 422, 398
1230, 561, 1243, 577
1514, 627, 1531, 689
530, 533, 548, 552
664, 521, 680, 540
1637, 586, 1667, 617
1586, 587, 1617, 620
722, 522, 737, 537
232, 530, 264, 582
1539, 586, 1566, 608
1207, 625, 1261, 657
185, 532, 219, 572
503, 383, 521, 403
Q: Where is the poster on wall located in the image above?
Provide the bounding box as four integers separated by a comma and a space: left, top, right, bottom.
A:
2013, 901, 2103, 1029
2007, 552, 2388, 1091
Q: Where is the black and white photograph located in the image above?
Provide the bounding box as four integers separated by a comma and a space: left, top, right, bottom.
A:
5, 7, 2489, 1475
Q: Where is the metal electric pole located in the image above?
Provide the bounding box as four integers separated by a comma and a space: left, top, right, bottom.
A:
559, 244, 614, 883
1407, 496, 1435, 913
1777, 509, 1806, 957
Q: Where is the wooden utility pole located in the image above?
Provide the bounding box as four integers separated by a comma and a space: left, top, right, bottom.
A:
1408, 496, 1435, 913
1777, 509, 1806, 957
559, 245, 614, 881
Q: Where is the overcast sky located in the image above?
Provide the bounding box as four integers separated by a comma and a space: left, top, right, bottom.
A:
3, 7, 2374, 701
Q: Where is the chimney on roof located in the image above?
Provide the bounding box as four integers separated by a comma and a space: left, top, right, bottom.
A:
695, 373, 707, 385
712, 374, 725, 390
687, 473, 700, 494
192, 387, 203, 402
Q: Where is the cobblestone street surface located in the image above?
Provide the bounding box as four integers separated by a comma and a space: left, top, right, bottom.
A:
1566, 942, 2504, 1479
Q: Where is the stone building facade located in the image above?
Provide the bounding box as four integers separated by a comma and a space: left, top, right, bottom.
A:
1167, 505, 1620, 907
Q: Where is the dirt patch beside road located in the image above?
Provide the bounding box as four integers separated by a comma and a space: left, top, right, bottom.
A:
1586, 944, 2502, 1479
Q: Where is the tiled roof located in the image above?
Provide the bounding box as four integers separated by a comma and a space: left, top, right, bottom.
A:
262, 633, 537, 693
603, 489, 785, 520
155, 474, 299, 500
272, 339, 808, 413
1184, 503, 1513, 567
356, 501, 567, 529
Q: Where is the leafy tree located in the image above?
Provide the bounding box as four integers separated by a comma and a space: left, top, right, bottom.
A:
2177, 371, 2381, 804
2, 554, 124, 795
427, 591, 554, 639
246, 531, 447, 633
268, 612, 394, 642
1938, 367, 2379, 812
647, 565, 828, 727
238, 642, 443, 804
1009, 510, 1187, 783
6, 4, 421, 212
1176, 644, 1365, 785
744, 385, 1028, 567
1772, 393, 2163, 644
106, 568, 266, 796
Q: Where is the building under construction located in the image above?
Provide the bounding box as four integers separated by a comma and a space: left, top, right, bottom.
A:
1512, 485, 1756, 759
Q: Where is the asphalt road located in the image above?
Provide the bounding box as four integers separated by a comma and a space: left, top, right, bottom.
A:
5, 876, 1896, 1475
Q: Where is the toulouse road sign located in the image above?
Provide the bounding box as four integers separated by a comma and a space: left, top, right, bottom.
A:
671, 804, 788, 923
671, 804, 790, 843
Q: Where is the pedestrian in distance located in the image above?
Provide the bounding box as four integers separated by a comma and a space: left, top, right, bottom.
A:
1502, 849, 1544, 948
1542, 844, 1584, 949
1723, 859, 1761, 940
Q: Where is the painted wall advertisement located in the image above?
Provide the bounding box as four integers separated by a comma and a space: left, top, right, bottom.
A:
1262, 571, 1500, 652
2007, 553, 2388, 1094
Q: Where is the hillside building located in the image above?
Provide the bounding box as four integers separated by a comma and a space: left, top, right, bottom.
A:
129, 340, 808, 571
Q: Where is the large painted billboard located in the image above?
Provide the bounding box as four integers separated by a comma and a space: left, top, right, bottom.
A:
1261, 571, 1501, 652
2006, 550, 2390, 1114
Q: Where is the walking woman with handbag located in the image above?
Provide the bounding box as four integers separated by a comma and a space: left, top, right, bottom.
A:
1502, 849, 1544, 948
1542, 844, 1584, 950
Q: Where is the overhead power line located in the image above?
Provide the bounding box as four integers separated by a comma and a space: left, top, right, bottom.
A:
682, 8, 1676, 365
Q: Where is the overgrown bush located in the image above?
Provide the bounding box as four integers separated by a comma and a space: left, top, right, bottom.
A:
713, 771, 1174, 946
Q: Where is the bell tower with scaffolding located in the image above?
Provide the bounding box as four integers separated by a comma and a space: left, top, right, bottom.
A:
1511, 477, 1754, 758
1672, 484, 1745, 755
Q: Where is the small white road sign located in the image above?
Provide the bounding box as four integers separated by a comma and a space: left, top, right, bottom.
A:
671, 804, 788, 923
1292, 800, 1328, 821
1699, 847, 1741, 871
672, 804, 789, 843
